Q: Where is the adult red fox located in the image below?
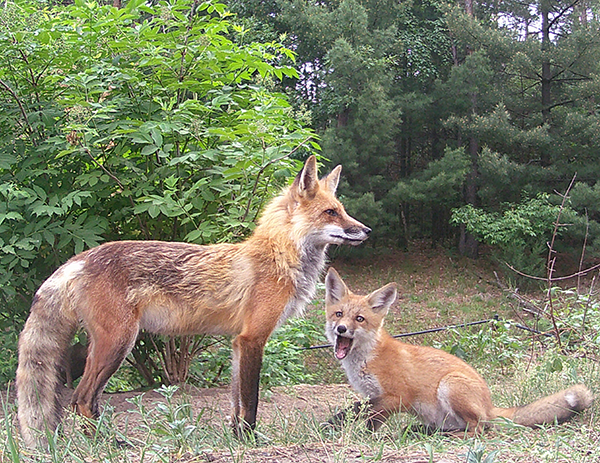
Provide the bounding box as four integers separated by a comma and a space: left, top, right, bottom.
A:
324, 267, 593, 434
16, 156, 371, 448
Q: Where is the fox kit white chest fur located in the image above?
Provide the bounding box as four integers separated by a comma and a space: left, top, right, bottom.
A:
324, 267, 593, 433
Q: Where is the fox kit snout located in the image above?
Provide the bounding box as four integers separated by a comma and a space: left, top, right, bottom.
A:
324, 267, 593, 434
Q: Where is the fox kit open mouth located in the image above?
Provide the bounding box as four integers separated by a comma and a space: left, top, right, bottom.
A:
335, 335, 353, 359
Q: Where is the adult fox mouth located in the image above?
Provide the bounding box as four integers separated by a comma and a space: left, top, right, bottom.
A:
331, 235, 367, 245
335, 335, 353, 360
342, 237, 367, 245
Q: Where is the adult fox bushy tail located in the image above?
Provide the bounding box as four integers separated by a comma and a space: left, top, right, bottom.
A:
17, 156, 371, 448
323, 267, 593, 434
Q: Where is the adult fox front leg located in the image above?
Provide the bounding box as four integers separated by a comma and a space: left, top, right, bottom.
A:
230, 276, 293, 436
17, 155, 371, 448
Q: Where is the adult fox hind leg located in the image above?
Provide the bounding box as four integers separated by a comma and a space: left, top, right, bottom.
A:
71, 303, 139, 421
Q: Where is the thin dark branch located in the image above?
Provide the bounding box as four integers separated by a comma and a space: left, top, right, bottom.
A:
577, 209, 589, 293
84, 148, 151, 239
548, 0, 581, 29
0, 79, 35, 142
240, 136, 314, 223
505, 260, 600, 282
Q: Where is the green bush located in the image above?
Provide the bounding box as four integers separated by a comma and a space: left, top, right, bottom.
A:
261, 316, 322, 388
451, 194, 568, 279
0, 0, 315, 386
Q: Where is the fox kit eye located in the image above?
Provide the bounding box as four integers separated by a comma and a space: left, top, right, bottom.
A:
325, 209, 338, 217
335, 311, 343, 318
356, 315, 365, 322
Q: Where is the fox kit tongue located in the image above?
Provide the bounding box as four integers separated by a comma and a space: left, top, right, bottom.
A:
335, 336, 353, 359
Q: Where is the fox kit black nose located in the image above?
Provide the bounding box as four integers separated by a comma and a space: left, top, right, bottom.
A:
336, 325, 347, 334
364, 227, 372, 235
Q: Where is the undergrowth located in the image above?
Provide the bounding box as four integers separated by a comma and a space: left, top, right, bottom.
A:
2, 349, 597, 463
2, 254, 600, 462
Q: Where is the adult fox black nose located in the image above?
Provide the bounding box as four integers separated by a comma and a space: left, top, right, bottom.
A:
336, 325, 347, 334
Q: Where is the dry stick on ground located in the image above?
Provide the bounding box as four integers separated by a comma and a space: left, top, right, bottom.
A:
545, 257, 563, 350
582, 273, 598, 335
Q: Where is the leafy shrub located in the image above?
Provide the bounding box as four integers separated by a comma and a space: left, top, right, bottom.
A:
0, 0, 315, 386
190, 337, 233, 388
451, 194, 568, 279
436, 319, 527, 372
261, 316, 322, 388
540, 287, 600, 349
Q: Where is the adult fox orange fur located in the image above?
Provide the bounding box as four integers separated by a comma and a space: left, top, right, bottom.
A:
324, 267, 593, 433
17, 156, 371, 448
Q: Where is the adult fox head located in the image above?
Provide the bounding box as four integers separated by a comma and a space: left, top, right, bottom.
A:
325, 267, 397, 360
285, 156, 371, 247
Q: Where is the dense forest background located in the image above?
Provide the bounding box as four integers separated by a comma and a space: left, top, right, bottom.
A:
2, 0, 600, 385
230, 0, 600, 269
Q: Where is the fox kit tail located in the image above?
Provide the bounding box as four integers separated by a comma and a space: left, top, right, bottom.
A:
495, 384, 593, 427
16, 265, 80, 448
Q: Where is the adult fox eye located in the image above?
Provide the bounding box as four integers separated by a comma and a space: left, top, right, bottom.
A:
325, 209, 338, 217
356, 315, 364, 322
335, 311, 343, 318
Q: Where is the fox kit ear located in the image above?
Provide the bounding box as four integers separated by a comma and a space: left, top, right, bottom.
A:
367, 283, 397, 315
322, 165, 341, 194
292, 155, 319, 198
325, 267, 349, 305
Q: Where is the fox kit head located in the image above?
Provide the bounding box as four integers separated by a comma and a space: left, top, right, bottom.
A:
287, 156, 371, 247
325, 267, 397, 360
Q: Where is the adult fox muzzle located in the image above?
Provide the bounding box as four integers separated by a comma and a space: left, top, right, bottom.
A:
16, 156, 371, 448
324, 267, 593, 434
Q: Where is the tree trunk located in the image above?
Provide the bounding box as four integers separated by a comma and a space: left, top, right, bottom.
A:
459, 135, 479, 258
465, 0, 473, 16
540, 1, 551, 166
458, 0, 480, 258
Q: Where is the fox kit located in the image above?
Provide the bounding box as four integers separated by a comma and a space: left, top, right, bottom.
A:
324, 267, 593, 434
17, 156, 371, 448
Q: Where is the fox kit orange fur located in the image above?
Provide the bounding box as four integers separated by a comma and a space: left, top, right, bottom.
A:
17, 156, 371, 447
324, 268, 593, 433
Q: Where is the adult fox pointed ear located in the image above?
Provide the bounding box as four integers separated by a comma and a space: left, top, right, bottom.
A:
322, 165, 341, 194
292, 155, 319, 198
325, 267, 349, 305
367, 283, 397, 315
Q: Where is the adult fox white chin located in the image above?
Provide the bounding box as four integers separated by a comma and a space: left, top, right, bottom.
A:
17, 156, 371, 448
